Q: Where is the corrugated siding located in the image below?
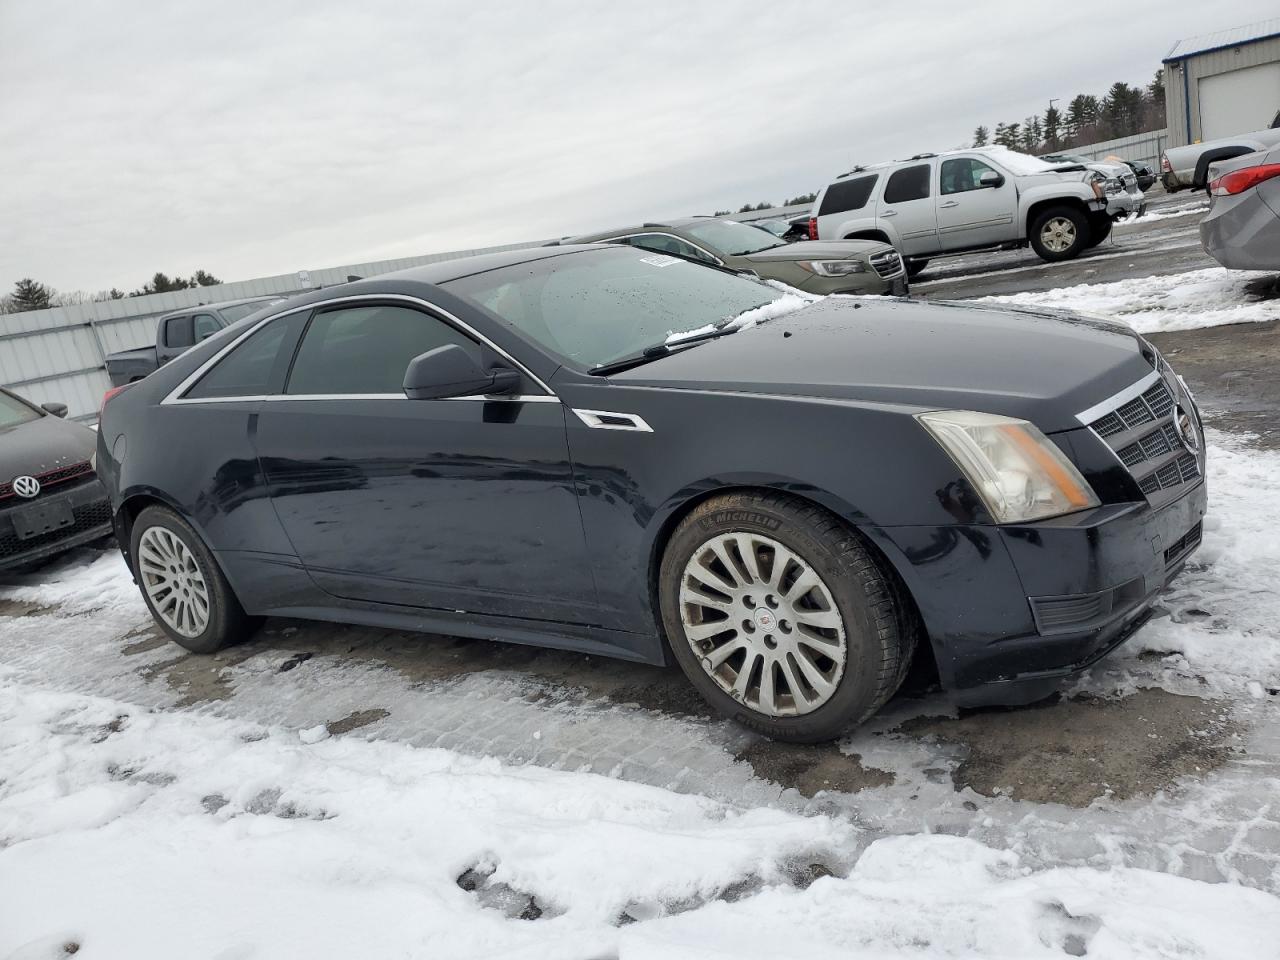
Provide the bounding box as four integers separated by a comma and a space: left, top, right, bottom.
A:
1165, 34, 1280, 145
1165, 18, 1280, 61
1054, 130, 1169, 169
0, 240, 544, 421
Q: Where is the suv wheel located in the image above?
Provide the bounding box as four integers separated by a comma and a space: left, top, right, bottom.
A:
658, 492, 915, 743
1029, 206, 1090, 261
130, 505, 260, 654
905, 259, 930, 280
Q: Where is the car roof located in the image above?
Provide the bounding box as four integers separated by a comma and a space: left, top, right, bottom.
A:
826, 146, 1036, 180
374, 244, 615, 284
157, 295, 281, 321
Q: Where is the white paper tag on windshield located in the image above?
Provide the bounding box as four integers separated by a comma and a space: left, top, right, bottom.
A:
638, 254, 681, 267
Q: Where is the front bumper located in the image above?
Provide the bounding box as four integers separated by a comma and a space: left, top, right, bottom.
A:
874, 479, 1207, 706
0, 477, 114, 570
1105, 188, 1145, 219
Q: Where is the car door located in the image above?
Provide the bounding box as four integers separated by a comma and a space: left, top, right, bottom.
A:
876, 163, 941, 255
935, 156, 1018, 250
251, 298, 598, 624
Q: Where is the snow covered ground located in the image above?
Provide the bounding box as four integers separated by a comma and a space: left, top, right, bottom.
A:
2, 428, 1278, 958
979, 266, 1278, 334
3, 255, 1280, 955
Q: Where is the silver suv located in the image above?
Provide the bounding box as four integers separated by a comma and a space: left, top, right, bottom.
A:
809, 147, 1111, 275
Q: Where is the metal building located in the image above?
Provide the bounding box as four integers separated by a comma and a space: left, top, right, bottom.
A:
1163, 18, 1280, 147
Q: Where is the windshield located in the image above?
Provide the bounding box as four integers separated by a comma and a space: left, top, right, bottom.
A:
0, 390, 42, 429
445, 248, 782, 368
985, 148, 1058, 176
683, 219, 788, 256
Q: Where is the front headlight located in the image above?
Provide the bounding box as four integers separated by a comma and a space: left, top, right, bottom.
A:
916, 410, 1100, 523
797, 260, 867, 277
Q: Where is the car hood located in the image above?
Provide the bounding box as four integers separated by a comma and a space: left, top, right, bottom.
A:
740, 240, 887, 262
612, 297, 1153, 433
0, 413, 97, 479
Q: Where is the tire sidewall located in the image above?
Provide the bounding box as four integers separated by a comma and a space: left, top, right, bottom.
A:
659, 499, 892, 742
1030, 206, 1090, 261
130, 506, 234, 654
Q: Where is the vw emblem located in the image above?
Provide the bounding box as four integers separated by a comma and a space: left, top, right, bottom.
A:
1174, 406, 1200, 455
12, 475, 41, 499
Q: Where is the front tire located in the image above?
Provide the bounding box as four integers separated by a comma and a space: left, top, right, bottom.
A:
1085, 216, 1113, 248
658, 492, 914, 743
905, 259, 930, 280
1029, 206, 1090, 262
130, 505, 259, 654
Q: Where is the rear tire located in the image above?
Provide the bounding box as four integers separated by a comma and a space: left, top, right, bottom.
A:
658, 492, 915, 743
1029, 205, 1090, 262
130, 505, 260, 654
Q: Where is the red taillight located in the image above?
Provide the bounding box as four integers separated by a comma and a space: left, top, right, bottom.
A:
1160, 153, 1172, 173
101, 383, 133, 413
807, 217, 818, 241
1208, 163, 1280, 197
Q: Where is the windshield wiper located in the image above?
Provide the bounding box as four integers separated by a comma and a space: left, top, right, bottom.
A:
589, 323, 737, 376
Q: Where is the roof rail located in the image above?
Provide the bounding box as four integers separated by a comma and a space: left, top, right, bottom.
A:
835, 165, 866, 179
907, 152, 937, 161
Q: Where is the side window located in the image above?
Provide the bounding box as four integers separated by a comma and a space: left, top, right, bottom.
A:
286, 304, 477, 396
164, 316, 193, 349
622, 234, 713, 263
883, 164, 931, 204
941, 158, 999, 195
817, 175, 878, 217
185, 313, 308, 400
192, 314, 221, 342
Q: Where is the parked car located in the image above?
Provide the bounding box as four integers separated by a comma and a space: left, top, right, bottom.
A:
750, 215, 811, 243
561, 217, 907, 295
1040, 153, 1145, 221
97, 245, 1206, 743
1161, 127, 1280, 192
0, 387, 112, 570
809, 147, 1112, 274
1200, 148, 1280, 270
1120, 159, 1156, 192
105, 296, 283, 386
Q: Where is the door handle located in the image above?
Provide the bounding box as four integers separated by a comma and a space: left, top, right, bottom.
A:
940, 201, 959, 208
881, 210, 897, 217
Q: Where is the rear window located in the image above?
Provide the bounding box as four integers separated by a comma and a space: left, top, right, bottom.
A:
817, 175, 878, 216
185, 313, 308, 400
883, 164, 931, 203
164, 316, 193, 349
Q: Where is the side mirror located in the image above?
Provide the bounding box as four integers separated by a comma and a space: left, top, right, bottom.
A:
403, 344, 520, 400
979, 171, 1005, 189
41, 401, 68, 418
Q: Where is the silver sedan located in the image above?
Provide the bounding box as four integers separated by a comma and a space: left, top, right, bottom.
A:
1200, 148, 1280, 271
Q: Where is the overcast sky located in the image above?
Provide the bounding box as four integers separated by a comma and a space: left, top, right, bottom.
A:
3, 0, 1276, 293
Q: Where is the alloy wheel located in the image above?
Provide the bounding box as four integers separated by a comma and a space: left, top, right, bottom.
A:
137, 525, 210, 638
1040, 216, 1077, 253
678, 532, 847, 717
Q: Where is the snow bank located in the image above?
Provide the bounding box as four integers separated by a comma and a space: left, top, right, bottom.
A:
979, 266, 1277, 333
2, 681, 1277, 959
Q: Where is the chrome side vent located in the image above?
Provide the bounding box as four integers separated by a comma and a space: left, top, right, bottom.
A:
572, 409, 653, 433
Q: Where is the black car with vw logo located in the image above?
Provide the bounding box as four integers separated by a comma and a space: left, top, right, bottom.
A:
0, 387, 112, 570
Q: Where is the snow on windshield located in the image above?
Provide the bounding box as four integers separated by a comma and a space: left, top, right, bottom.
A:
665, 281, 823, 344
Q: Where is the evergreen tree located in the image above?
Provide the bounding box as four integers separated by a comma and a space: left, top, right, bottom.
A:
1042, 104, 1063, 150
7, 278, 54, 312
972, 125, 990, 146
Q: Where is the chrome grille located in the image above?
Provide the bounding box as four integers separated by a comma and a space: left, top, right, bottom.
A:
1081, 369, 1202, 506
869, 250, 903, 279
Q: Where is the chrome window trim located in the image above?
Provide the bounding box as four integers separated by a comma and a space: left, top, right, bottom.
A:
162, 293, 557, 407
572, 409, 653, 433
263, 393, 559, 404
600, 232, 724, 267
1074, 369, 1162, 426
